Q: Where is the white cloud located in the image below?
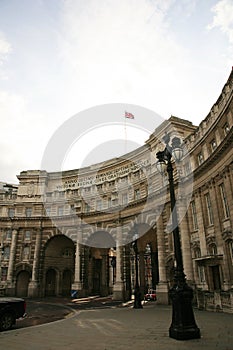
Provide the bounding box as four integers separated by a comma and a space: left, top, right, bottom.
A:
0, 31, 11, 79
0, 32, 11, 59
58, 0, 189, 117
208, 0, 233, 45
0, 90, 52, 182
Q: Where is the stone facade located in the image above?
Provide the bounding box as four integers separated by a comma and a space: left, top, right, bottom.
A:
0, 69, 233, 312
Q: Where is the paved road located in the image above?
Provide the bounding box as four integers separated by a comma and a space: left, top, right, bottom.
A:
15, 296, 121, 329
1, 298, 233, 350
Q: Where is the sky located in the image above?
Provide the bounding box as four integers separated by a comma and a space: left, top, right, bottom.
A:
0, 0, 233, 183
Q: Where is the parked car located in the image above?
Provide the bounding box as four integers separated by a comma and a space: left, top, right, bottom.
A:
145, 289, 157, 301
0, 297, 26, 331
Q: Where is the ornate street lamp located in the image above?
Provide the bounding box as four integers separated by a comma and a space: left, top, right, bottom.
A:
156, 133, 200, 340
132, 229, 143, 309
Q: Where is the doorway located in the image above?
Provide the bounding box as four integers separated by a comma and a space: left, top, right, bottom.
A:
92, 259, 101, 295
16, 270, 30, 297
45, 269, 56, 296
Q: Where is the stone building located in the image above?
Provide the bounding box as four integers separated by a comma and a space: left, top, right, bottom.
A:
0, 68, 232, 312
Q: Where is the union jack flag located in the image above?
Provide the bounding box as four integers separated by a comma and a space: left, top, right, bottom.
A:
125, 111, 134, 119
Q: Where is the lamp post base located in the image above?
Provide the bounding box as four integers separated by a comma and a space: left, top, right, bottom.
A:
169, 282, 200, 340
134, 286, 143, 309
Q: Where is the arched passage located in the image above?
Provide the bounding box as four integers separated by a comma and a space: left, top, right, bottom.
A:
128, 223, 159, 297
86, 231, 116, 296
62, 269, 73, 296
43, 235, 75, 296
45, 269, 57, 296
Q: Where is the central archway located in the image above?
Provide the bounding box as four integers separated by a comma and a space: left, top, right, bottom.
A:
43, 234, 75, 296
86, 231, 116, 296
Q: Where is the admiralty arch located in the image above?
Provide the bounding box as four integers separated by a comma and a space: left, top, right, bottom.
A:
0, 68, 233, 313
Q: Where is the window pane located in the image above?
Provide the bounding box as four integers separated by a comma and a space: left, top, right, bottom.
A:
219, 183, 230, 218
191, 201, 198, 230
8, 208, 14, 218
205, 193, 213, 225
26, 208, 32, 217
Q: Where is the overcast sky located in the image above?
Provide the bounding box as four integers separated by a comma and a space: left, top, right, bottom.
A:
0, 0, 233, 184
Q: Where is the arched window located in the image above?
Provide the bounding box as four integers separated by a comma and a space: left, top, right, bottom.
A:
208, 243, 217, 256
228, 241, 233, 265
194, 247, 201, 258
22, 246, 30, 261
62, 248, 73, 257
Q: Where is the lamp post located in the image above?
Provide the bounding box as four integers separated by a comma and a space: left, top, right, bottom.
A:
132, 229, 143, 309
156, 133, 200, 340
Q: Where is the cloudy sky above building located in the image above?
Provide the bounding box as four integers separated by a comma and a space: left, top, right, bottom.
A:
0, 0, 233, 183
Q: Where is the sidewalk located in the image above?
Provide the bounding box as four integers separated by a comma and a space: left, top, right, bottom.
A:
0, 301, 233, 350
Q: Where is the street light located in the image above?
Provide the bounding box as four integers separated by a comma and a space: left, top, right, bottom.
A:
132, 228, 143, 309
156, 133, 200, 340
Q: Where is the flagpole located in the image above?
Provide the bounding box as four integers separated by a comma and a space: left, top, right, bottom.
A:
124, 111, 134, 154
124, 112, 127, 153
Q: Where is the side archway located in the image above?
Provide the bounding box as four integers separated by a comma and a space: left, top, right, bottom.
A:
16, 270, 31, 297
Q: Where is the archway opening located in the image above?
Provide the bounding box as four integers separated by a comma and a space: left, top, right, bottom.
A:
43, 235, 75, 296
16, 270, 30, 297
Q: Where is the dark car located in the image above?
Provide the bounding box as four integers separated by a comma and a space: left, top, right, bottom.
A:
145, 289, 157, 301
0, 297, 26, 331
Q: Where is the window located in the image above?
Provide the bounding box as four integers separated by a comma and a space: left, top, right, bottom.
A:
84, 203, 90, 213
122, 193, 128, 205
208, 243, 217, 256
6, 229, 12, 240
8, 208, 14, 218
26, 208, 32, 217
223, 123, 230, 135
108, 198, 112, 208
1, 267, 8, 281
46, 207, 51, 216
3, 246, 10, 260
197, 153, 204, 165
24, 231, 31, 241
58, 206, 63, 216
198, 265, 205, 282
210, 139, 217, 152
191, 201, 198, 230
62, 248, 73, 257
22, 246, 30, 260
219, 183, 230, 218
134, 189, 140, 200
205, 193, 214, 225
229, 241, 233, 265
96, 200, 102, 211
194, 247, 201, 258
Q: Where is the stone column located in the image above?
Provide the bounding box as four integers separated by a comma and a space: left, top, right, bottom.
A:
7, 228, 18, 294
72, 225, 83, 296
100, 253, 108, 296
196, 192, 207, 256
156, 214, 169, 304
178, 198, 194, 282
139, 251, 145, 295
113, 224, 124, 300
28, 228, 42, 297
109, 258, 114, 293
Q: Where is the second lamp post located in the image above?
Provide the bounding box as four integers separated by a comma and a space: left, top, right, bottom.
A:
156, 133, 200, 340
132, 229, 143, 309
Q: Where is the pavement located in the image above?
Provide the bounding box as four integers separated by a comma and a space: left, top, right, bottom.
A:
0, 297, 233, 350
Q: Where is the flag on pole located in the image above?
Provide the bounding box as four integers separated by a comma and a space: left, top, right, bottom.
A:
125, 111, 134, 119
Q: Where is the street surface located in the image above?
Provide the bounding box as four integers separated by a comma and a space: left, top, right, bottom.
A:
0, 297, 233, 350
